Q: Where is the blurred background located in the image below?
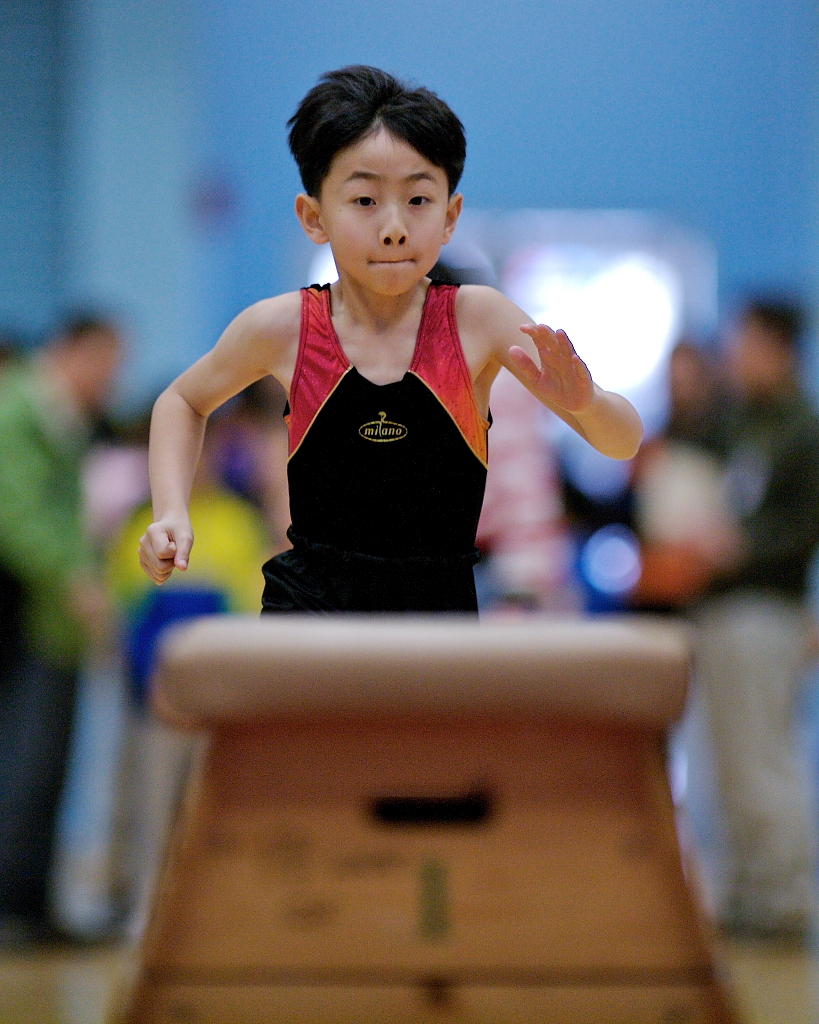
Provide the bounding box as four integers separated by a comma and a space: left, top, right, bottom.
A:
2, 1, 819, 1021
4, 0, 818, 404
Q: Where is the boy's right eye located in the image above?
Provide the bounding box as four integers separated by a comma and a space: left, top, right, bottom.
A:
355, 197, 375, 207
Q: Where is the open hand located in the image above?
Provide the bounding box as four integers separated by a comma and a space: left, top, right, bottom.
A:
507, 324, 594, 414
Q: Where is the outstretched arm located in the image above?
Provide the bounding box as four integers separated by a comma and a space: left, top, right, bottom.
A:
462, 286, 643, 461
508, 323, 643, 460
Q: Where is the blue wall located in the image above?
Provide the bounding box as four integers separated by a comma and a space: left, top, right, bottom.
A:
199, 1, 819, 317
2, 0, 818, 407
1, 1, 61, 338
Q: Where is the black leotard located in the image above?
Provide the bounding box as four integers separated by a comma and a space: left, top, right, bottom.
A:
261, 282, 489, 613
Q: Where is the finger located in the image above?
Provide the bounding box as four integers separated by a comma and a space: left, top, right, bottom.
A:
172, 532, 193, 571
516, 325, 552, 368
143, 523, 193, 572
519, 323, 553, 348
520, 324, 566, 366
554, 327, 573, 346
139, 550, 173, 585
144, 525, 177, 560
506, 344, 540, 382
138, 537, 175, 584
542, 327, 576, 361
573, 353, 591, 379
555, 329, 579, 360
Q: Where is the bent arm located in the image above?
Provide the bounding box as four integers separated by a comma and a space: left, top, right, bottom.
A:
464, 286, 643, 461
138, 387, 206, 582
149, 387, 207, 520
138, 292, 300, 583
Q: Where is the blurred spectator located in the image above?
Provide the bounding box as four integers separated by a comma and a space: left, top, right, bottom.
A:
0, 313, 122, 948
0, 330, 26, 663
432, 260, 575, 614
556, 429, 636, 613
82, 410, 152, 552
476, 368, 575, 613
631, 339, 730, 612
107, 426, 273, 932
0, 329, 23, 376
110, 438, 272, 691
687, 298, 819, 942
662, 337, 727, 451
207, 377, 291, 552
47, 410, 150, 941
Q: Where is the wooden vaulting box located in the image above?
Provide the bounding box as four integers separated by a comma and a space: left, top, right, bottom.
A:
117, 615, 737, 1024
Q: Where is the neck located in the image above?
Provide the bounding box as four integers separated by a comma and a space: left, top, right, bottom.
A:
330, 277, 429, 333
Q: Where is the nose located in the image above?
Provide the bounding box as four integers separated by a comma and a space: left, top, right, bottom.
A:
380, 205, 407, 247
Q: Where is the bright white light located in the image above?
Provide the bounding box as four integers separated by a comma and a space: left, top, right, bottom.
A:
502, 246, 680, 395
307, 247, 338, 286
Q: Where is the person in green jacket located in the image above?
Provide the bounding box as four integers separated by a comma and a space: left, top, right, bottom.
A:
686, 298, 819, 944
0, 313, 122, 947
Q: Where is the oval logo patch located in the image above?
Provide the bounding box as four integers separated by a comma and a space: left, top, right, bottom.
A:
359, 411, 408, 443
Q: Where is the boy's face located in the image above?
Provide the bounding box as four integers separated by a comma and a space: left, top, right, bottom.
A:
296, 126, 462, 295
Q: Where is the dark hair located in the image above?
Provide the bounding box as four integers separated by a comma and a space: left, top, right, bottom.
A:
288, 65, 466, 197
742, 298, 806, 352
51, 310, 121, 349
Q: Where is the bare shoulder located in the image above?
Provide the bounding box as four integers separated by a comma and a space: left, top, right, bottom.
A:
455, 284, 532, 372
455, 284, 531, 337
231, 291, 302, 352
214, 290, 302, 384
170, 291, 303, 415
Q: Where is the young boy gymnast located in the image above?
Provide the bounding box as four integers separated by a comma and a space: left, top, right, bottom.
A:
139, 65, 643, 614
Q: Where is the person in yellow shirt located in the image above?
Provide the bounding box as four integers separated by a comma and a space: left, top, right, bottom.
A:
108, 445, 274, 930
108, 477, 268, 696
109, 450, 273, 702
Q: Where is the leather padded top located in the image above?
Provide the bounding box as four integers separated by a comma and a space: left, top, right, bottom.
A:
152, 615, 690, 730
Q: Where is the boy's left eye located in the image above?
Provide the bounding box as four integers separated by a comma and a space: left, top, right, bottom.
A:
409, 196, 429, 206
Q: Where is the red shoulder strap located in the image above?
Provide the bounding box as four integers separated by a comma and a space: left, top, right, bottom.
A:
287, 287, 350, 456
410, 284, 489, 466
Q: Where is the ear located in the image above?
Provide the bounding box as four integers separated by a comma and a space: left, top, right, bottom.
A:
442, 192, 463, 244
295, 193, 329, 245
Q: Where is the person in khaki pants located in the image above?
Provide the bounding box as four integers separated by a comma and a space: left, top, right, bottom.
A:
686, 299, 819, 943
